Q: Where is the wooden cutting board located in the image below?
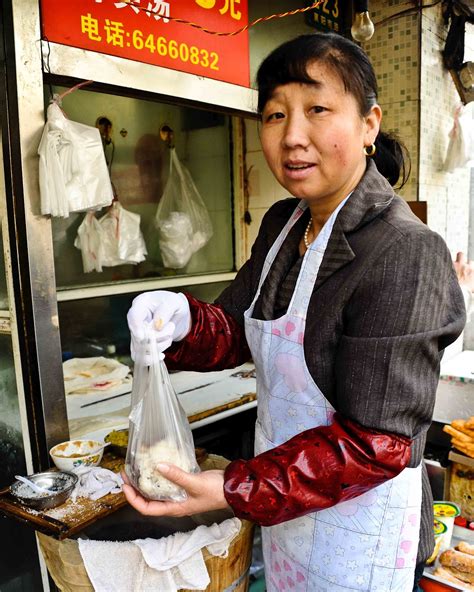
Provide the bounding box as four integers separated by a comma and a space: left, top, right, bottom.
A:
0, 448, 209, 540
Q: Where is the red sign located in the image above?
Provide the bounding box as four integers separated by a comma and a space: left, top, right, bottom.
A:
40, 0, 250, 87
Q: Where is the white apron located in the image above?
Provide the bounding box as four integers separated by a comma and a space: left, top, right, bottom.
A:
244, 199, 422, 592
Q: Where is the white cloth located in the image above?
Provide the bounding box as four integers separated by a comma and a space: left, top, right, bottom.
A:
78, 517, 241, 592
71, 467, 123, 501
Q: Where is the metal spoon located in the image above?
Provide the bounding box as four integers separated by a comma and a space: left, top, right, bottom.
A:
15, 475, 55, 495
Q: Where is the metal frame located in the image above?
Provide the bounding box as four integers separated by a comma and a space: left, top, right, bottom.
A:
57, 271, 238, 301
3, 0, 258, 469
43, 41, 258, 117
5, 0, 69, 469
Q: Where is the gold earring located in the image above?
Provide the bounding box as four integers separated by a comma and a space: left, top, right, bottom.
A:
364, 144, 376, 157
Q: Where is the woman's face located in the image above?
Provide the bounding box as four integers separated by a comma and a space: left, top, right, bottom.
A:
259, 61, 381, 207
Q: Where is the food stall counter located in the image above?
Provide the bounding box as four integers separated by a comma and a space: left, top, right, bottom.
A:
0, 364, 256, 539
0, 454, 127, 540
67, 362, 257, 441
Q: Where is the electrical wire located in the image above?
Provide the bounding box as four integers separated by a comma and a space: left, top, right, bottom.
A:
373, 1, 442, 28
42, 36, 55, 100
133, 1, 324, 37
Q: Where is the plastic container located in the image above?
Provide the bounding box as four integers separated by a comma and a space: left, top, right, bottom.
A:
433, 501, 461, 552
426, 519, 448, 565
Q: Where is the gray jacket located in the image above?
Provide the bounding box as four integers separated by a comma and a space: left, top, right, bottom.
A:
217, 160, 466, 561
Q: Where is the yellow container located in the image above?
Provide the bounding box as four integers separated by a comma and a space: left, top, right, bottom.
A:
426, 519, 448, 565
433, 501, 461, 552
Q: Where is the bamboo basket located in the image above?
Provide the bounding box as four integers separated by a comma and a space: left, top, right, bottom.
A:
37, 455, 255, 592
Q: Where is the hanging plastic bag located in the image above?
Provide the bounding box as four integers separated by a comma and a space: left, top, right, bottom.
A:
444, 104, 474, 172
125, 328, 199, 501
38, 100, 114, 217
154, 148, 213, 268
74, 212, 104, 273
99, 201, 148, 267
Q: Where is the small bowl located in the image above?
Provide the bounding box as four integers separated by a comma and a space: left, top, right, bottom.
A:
50, 439, 105, 471
10, 471, 78, 511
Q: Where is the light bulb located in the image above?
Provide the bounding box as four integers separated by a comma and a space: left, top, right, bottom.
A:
351, 11, 375, 42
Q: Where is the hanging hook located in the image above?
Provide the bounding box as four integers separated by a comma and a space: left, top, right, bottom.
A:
159, 124, 175, 148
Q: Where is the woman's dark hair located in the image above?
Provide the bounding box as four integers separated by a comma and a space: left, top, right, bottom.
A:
256, 32, 410, 188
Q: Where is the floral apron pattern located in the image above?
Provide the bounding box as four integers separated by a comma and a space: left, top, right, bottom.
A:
244, 199, 422, 592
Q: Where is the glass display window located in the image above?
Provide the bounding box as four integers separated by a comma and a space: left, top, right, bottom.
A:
48, 86, 235, 290
57, 280, 231, 362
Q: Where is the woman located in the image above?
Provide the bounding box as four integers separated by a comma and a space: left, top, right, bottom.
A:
125, 33, 465, 591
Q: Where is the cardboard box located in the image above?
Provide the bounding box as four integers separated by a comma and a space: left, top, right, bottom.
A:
447, 451, 474, 522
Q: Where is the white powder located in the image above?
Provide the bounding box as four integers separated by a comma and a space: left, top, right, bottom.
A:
45, 499, 92, 522
14, 483, 49, 499
24, 507, 41, 515
135, 439, 194, 501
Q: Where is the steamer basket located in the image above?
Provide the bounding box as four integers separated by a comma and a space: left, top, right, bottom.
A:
37, 455, 255, 592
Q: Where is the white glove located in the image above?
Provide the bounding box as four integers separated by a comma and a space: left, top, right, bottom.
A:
127, 291, 191, 363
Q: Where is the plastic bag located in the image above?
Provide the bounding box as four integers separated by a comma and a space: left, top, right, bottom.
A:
125, 329, 199, 501
99, 202, 148, 266
74, 212, 104, 273
444, 105, 474, 172
75, 203, 148, 273
38, 101, 114, 217
155, 148, 213, 268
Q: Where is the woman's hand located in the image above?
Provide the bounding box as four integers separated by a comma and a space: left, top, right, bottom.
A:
122, 464, 230, 517
127, 291, 191, 365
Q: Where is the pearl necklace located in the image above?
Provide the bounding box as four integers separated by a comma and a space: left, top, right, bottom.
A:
303, 217, 313, 249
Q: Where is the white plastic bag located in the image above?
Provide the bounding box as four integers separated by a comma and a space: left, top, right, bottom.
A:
74, 212, 104, 273
99, 202, 147, 266
155, 148, 213, 268
125, 329, 199, 501
75, 203, 148, 272
38, 101, 114, 217
444, 105, 474, 172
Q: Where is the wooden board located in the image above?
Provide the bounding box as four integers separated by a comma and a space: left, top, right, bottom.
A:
0, 455, 127, 540
188, 392, 256, 424
0, 449, 209, 540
